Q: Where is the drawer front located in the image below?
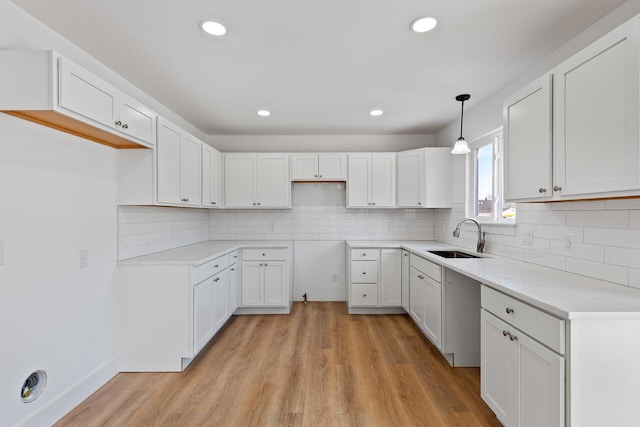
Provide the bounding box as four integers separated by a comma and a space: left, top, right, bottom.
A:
351, 260, 378, 283
351, 284, 379, 306
242, 248, 288, 261
482, 286, 565, 354
410, 255, 442, 283
229, 250, 239, 264
351, 249, 379, 261
194, 254, 230, 284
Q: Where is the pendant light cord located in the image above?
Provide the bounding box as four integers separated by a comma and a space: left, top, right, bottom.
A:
459, 100, 465, 139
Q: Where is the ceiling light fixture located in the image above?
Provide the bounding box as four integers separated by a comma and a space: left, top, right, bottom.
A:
410, 17, 438, 33
451, 94, 471, 155
370, 109, 383, 116
200, 21, 227, 36
257, 110, 271, 117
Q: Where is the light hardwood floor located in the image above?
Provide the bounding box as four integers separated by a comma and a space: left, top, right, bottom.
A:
56, 302, 500, 427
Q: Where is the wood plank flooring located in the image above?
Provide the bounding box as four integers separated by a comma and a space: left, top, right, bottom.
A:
56, 302, 500, 427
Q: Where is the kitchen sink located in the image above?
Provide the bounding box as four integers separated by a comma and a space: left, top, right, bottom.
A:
427, 250, 482, 259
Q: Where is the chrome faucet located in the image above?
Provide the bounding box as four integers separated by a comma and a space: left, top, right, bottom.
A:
452, 217, 486, 253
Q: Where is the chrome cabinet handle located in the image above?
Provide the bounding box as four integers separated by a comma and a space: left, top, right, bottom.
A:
122, 123, 129, 129
509, 334, 518, 341
417, 275, 424, 280
213, 277, 219, 282
538, 187, 547, 193
553, 185, 562, 191
505, 307, 514, 314
231, 268, 235, 271
503, 330, 510, 337
115, 120, 122, 126
214, 264, 219, 268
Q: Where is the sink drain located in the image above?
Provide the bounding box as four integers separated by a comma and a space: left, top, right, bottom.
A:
21, 370, 47, 403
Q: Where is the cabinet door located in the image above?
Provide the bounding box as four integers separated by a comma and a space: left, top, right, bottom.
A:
503, 73, 553, 201
118, 94, 156, 145
212, 269, 229, 334
202, 145, 222, 207
518, 331, 564, 427
347, 154, 370, 207
397, 149, 424, 207
156, 119, 182, 204
180, 135, 202, 206
291, 154, 318, 180
318, 153, 347, 180
371, 153, 396, 207
264, 261, 288, 306
380, 249, 401, 307
229, 264, 238, 313
241, 261, 263, 306
481, 310, 517, 426
194, 278, 214, 354
424, 148, 452, 208
401, 250, 410, 311
409, 267, 426, 326
225, 154, 257, 208
554, 21, 640, 197
423, 275, 442, 349
57, 57, 117, 129
258, 154, 291, 208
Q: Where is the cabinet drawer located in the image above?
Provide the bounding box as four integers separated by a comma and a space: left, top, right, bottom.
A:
229, 250, 239, 264
482, 286, 565, 354
351, 249, 379, 261
242, 248, 288, 261
194, 254, 229, 284
410, 255, 442, 283
351, 260, 378, 283
351, 284, 379, 306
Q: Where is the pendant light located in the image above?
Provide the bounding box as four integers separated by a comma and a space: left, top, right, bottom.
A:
451, 94, 471, 154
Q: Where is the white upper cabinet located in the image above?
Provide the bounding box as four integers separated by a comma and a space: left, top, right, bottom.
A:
290, 153, 347, 180
397, 148, 452, 208
202, 144, 223, 208
0, 50, 156, 149
224, 154, 291, 208
347, 153, 396, 207
156, 118, 202, 206
505, 17, 640, 202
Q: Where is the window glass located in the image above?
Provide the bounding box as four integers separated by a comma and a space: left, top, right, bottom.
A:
476, 143, 494, 217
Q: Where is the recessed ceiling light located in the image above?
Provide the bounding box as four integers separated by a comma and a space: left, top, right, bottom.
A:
411, 17, 438, 33
370, 109, 383, 117
200, 21, 227, 36
257, 110, 271, 117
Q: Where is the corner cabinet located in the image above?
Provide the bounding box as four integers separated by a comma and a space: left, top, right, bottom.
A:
347, 153, 396, 208
397, 148, 452, 208
291, 153, 347, 180
0, 50, 155, 149
224, 154, 291, 208
504, 16, 640, 202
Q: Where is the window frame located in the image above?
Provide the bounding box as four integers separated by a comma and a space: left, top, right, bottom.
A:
465, 127, 515, 225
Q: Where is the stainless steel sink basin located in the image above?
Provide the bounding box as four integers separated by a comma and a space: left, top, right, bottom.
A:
427, 250, 482, 259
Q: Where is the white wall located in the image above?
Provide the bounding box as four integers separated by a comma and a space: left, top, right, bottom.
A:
0, 113, 119, 426
208, 134, 435, 153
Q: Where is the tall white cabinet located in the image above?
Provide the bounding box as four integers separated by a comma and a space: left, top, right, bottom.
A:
504, 16, 640, 202
347, 153, 396, 208
224, 154, 291, 208
202, 144, 223, 208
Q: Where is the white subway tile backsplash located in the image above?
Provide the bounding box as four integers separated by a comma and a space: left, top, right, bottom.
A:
628, 268, 640, 289
566, 210, 629, 228
604, 246, 640, 268
524, 250, 566, 270
535, 225, 584, 242
565, 258, 628, 286
584, 228, 640, 249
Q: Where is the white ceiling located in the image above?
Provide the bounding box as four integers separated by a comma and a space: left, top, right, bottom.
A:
11, 0, 627, 135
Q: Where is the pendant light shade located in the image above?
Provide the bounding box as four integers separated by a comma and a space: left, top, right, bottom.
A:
451, 94, 471, 154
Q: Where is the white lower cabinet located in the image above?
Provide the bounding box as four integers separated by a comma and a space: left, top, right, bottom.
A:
409, 267, 426, 325
194, 276, 215, 354
401, 250, 410, 311
240, 249, 290, 308
423, 275, 442, 349
347, 248, 401, 310
229, 252, 239, 313
409, 255, 443, 349
481, 286, 564, 427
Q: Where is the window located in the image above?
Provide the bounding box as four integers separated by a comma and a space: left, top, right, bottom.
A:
466, 128, 515, 223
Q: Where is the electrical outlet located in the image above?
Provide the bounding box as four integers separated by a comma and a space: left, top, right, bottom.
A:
331, 273, 338, 283
565, 233, 575, 253
79, 250, 89, 269
522, 231, 532, 247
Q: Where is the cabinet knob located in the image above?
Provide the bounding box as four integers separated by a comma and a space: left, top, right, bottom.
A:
362, 253, 366, 256
418, 275, 424, 280
264, 263, 268, 266
314, 174, 318, 178
362, 272, 366, 275
363, 293, 367, 297
538, 187, 547, 193
418, 202, 422, 206
233, 255, 237, 258
257, 202, 261, 206
404, 253, 408, 257
122, 123, 129, 129
502, 330, 510, 337
185, 198, 189, 202
319, 175, 323, 178
115, 120, 122, 126
214, 264, 219, 268
553, 185, 562, 191
253, 202, 257, 206
262, 253, 266, 256
231, 268, 235, 271
509, 334, 518, 342
214, 277, 219, 282
505, 307, 514, 314
211, 202, 217, 205
372, 202, 376, 206
260, 263, 263, 266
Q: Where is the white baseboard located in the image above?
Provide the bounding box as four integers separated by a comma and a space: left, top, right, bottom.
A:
17, 356, 118, 427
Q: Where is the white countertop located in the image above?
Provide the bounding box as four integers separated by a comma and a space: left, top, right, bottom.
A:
348, 240, 640, 320
118, 241, 292, 266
